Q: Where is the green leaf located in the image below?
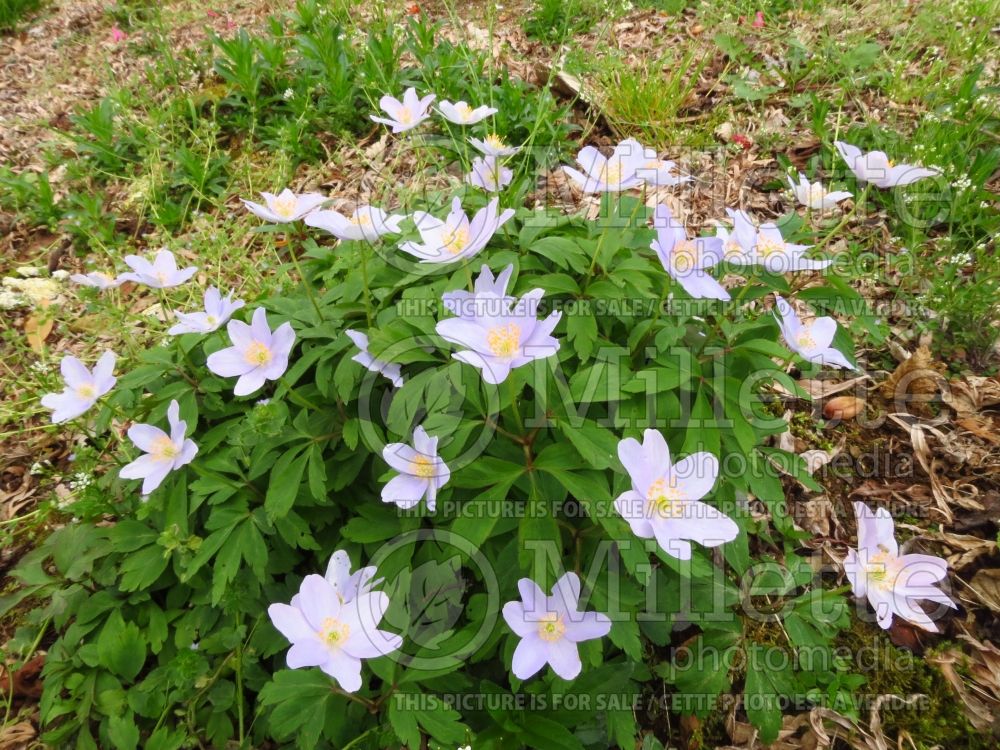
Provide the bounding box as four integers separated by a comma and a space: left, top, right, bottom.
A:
265, 446, 309, 520
557, 421, 619, 470
107, 714, 140, 750
96, 611, 146, 682
259, 670, 336, 749
744, 643, 795, 743
519, 716, 585, 750
566, 312, 598, 362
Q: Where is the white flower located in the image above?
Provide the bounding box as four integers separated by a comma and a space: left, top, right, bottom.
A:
305, 205, 405, 242
469, 134, 521, 157
119, 400, 198, 496
344, 329, 404, 387
400, 197, 514, 264
40, 352, 117, 423
168, 287, 245, 336
242, 189, 328, 224
787, 172, 852, 210
370, 87, 436, 133
381, 426, 451, 512
437, 100, 497, 125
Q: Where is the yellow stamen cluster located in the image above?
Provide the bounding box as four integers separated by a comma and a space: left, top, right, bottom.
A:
410, 454, 436, 479
485, 134, 507, 150
75, 383, 96, 399
151, 435, 180, 462
600, 161, 623, 187
537, 612, 566, 642
272, 196, 297, 218
320, 617, 351, 648
795, 324, 817, 351
244, 341, 273, 366
397, 107, 414, 124
456, 103, 473, 121
866, 548, 899, 590
672, 240, 700, 273
442, 226, 469, 255
486, 323, 521, 358
755, 235, 786, 258
647, 477, 685, 519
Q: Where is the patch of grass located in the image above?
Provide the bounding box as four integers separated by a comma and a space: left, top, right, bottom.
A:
588, 49, 716, 147
0, 0, 43, 32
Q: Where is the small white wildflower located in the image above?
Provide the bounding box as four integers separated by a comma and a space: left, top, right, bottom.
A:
29, 461, 46, 476
283, 88, 294, 100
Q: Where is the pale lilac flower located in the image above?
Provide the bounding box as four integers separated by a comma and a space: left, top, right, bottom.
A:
651, 204, 730, 301
267, 573, 402, 692
774, 295, 855, 370
502, 572, 611, 681
435, 284, 561, 385
291, 550, 379, 610
716, 209, 831, 272
40, 351, 117, 423
381, 426, 450, 512
345, 329, 404, 387
304, 206, 405, 242
441, 264, 514, 316
787, 172, 852, 210
206, 308, 296, 396
118, 249, 197, 289
119, 399, 197, 495
438, 100, 497, 125
613, 429, 738, 560
639, 147, 691, 188
399, 197, 514, 264
242, 189, 328, 224
370, 87, 435, 133
834, 141, 942, 188
562, 138, 647, 193
323, 550, 379, 601
70, 272, 122, 291
469, 134, 521, 157
466, 156, 513, 193
844, 502, 956, 632
168, 287, 245, 336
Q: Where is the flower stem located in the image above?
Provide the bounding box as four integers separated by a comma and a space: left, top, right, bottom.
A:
357, 240, 373, 325
286, 232, 325, 321
506, 376, 525, 435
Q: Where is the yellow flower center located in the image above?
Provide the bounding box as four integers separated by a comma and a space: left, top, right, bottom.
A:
756, 235, 786, 257
272, 196, 297, 218
320, 617, 351, 648
672, 240, 700, 273
866, 548, 898, 590
206, 315, 218, 327
156, 271, 169, 285
409, 454, 436, 479
796, 323, 817, 351
647, 477, 685, 519
486, 323, 521, 358
75, 383, 96, 399
350, 213, 373, 226
151, 435, 179, 461
485, 134, 506, 150
456, 102, 473, 121
537, 612, 566, 642
600, 161, 623, 187
244, 341, 272, 366
724, 239, 743, 260
442, 226, 469, 255
806, 184, 827, 204
398, 107, 414, 124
